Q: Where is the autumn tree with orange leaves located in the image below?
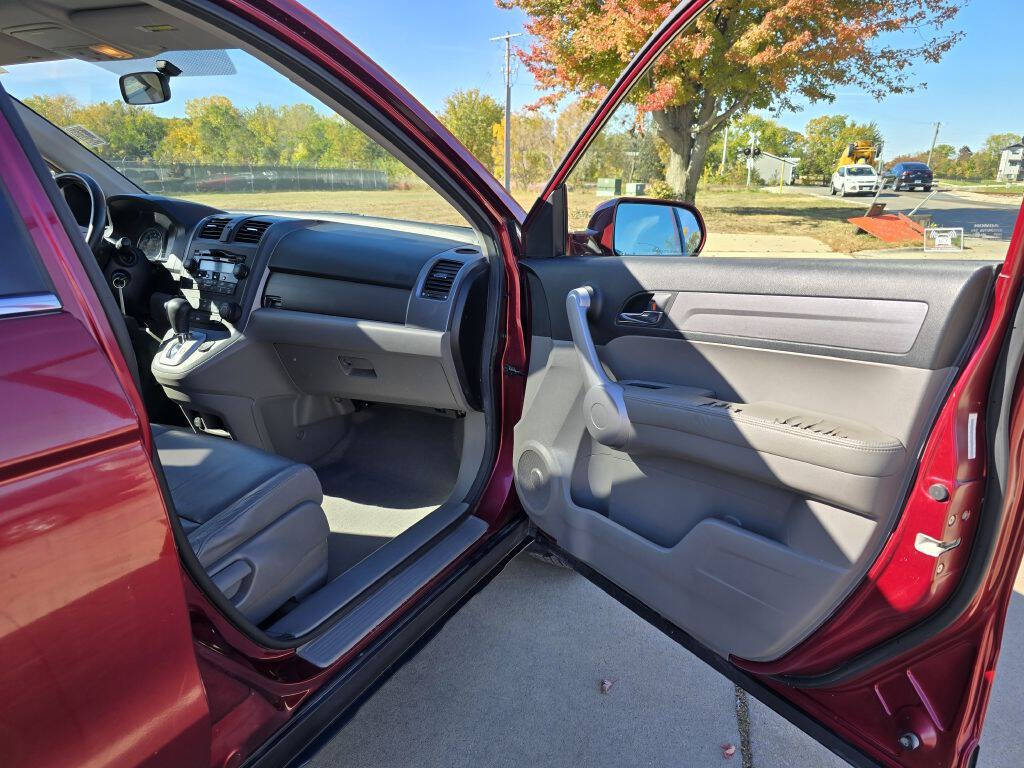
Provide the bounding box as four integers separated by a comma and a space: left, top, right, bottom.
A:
499, 0, 963, 203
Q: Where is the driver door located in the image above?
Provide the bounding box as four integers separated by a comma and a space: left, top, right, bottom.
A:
514, 2, 1024, 766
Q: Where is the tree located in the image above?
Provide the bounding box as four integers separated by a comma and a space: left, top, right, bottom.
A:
491, 112, 557, 189
500, 0, 963, 203
705, 113, 801, 176
24, 94, 166, 160
23, 94, 81, 127
971, 133, 1021, 180
440, 89, 504, 169
799, 115, 883, 183
75, 101, 166, 160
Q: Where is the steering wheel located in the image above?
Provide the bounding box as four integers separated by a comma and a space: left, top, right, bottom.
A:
54, 172, 107, 252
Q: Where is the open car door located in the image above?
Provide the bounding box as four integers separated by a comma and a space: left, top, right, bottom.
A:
514, 2, 1024, 766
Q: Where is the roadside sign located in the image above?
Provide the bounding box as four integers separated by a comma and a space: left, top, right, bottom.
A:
924, 227, 964, 253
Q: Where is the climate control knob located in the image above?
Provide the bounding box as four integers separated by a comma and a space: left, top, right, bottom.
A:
218, 301, 241, 324
232, 262, 250, 279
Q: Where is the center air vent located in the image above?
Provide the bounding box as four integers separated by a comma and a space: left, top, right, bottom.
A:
420, 259, 462, 300
233, 219, 271, 245
198, 216, 231, 240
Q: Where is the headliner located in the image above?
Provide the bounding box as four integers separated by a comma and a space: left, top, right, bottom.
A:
0, 1, 226, 67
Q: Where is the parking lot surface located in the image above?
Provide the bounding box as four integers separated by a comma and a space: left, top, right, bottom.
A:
303, 552, 1024, 767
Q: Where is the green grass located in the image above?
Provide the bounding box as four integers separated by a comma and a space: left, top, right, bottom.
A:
183, 185, 917, 254
936, 178, 1024, 196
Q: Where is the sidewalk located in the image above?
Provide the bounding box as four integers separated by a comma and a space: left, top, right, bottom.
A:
703, 231, 833, 258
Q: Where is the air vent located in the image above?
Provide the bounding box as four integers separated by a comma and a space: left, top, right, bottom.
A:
233, 219, 272, 245
198, 216, 231, 240
420, 259, 462, 300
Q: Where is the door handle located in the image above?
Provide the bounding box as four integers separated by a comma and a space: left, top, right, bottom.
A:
618, 310, 664, 325
566, 286, 631, 449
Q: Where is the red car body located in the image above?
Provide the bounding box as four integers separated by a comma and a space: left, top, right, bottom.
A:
3, 1, 1024, 768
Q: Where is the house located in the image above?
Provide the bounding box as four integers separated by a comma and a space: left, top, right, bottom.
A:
997, 139, 1024, 182
753, 151, 799, 185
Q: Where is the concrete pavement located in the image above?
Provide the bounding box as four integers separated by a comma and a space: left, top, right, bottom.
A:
305, 553, 1024, 768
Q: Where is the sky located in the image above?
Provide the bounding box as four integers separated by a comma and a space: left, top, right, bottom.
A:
1, 0, 1020, 159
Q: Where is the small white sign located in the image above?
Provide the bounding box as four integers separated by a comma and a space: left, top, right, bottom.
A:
925, 227, 964, 252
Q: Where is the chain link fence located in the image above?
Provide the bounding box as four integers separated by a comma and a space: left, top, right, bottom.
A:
113, 161, 390, 195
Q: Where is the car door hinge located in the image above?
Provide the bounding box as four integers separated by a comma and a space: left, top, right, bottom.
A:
504, 363, 526, 377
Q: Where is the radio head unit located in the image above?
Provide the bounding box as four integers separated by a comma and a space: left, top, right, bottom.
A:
192, 250, 240, 295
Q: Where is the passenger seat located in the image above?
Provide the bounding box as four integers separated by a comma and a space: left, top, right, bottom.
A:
152, 425, 329, 624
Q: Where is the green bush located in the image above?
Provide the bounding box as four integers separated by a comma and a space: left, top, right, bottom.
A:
645, 179, 678, 200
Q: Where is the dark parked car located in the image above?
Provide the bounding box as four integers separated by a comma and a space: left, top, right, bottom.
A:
882, 161, 934, 191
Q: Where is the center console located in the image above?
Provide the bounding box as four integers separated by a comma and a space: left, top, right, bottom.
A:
154, 215, 286, 370
185, 247, 249, 323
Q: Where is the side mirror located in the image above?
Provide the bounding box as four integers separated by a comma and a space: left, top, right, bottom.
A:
119, 72, 171, 105
585, 197, 706, 257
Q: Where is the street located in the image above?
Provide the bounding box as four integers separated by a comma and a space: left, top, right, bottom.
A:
304, 552, 1024, 768
795, 185, 1021, 245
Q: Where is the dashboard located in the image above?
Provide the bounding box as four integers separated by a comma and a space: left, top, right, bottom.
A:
100, 193, 490, 418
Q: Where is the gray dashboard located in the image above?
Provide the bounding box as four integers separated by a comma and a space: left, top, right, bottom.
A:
152, 209, 490, 454
260, 220, 485, 332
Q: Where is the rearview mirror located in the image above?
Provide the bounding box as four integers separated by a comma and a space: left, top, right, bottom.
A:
119, 72, 171, 105
585, 197, 706, 257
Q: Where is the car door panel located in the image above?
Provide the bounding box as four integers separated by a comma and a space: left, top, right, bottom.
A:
515, 257, 996, 662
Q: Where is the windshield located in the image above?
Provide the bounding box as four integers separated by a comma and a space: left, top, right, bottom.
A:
0, 48, 465, 226
846, 166, 876, 176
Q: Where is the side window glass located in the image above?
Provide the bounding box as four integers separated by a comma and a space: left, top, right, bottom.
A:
536, 0, 1000, 260
0, 179, 53, 307
3, 49, 467, 229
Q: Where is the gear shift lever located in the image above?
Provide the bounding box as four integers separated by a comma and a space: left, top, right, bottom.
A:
165, 297, 192, 341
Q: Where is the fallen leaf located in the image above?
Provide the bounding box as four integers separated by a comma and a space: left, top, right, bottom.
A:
721, 743, 736, 759
599, 678, 614, 694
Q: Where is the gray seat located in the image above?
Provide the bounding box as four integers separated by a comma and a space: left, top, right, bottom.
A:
153, 425, 329, 624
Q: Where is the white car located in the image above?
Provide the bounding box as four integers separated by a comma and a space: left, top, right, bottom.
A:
831, 164, 880, 196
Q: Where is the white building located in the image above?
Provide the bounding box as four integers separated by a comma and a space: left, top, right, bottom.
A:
997, 140, 1024, 182
753, 152, 799, 185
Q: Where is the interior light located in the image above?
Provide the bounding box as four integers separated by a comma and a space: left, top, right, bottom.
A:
88, 44, 133, 60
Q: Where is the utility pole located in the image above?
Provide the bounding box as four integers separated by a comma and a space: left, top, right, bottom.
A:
926, 122, 941, 168
490, 31, 522, 192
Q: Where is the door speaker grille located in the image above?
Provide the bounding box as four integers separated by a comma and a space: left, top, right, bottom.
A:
516, 448, 552, 510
